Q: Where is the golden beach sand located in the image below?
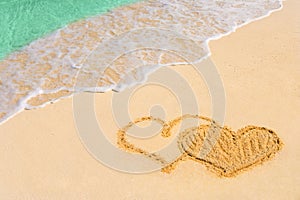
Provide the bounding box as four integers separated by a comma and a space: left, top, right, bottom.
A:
0, 0, 299, 199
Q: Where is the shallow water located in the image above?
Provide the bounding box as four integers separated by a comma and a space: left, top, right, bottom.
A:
0, 0, 140, 59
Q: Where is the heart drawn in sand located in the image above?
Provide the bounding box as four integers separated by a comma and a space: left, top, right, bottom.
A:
177, 124, 283, 177
117, 115, 283, 177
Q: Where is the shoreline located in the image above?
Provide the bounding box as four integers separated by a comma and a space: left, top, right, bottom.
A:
0, 0, 284, 125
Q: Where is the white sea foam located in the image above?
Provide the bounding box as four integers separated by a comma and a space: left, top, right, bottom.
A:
0, 0, 283, 124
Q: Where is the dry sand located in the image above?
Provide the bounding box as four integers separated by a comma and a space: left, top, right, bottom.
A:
0, 0, 299, 199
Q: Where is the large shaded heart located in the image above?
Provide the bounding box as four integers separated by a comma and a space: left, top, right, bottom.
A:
177, 124, 283, 177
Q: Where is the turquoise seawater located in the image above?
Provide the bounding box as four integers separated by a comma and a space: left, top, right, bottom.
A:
0, 0, 140, 60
